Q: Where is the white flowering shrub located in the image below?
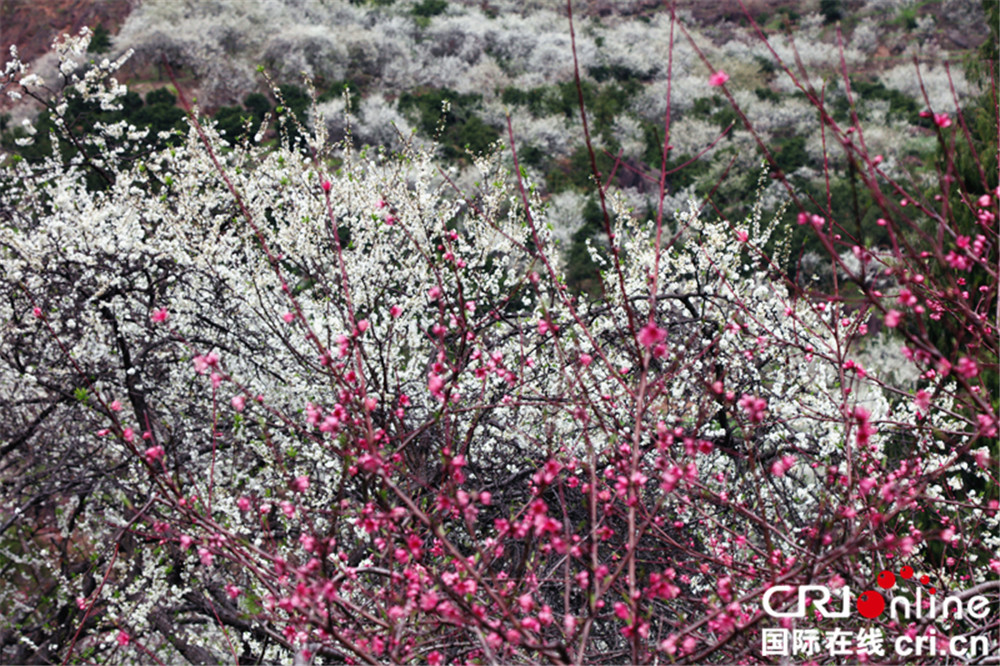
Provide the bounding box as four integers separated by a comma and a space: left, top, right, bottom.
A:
1, 9, 997, 665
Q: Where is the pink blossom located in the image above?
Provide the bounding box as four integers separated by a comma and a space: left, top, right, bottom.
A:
32, 307, 42, 318
770, 455, 796, 477
282, 311, 295, 323
225, 583, 242, 599
428, 285, 442, 300
428, 373, 445, 399
735, 229, 748, 243
738, 394, 767, 424
637, 322, 667, 348
390, 305, 402, 318
179, 534, 194, 550
914, 390, 930, 414
321, 180, 332, 192
122, 428, 135, 443
151, 308, 169, 323
717, 576, 733, 602
116, 630, 130, 647
291, 475, 310, 493
708, 70, 729, 86
237, 496, 251, 511
955, 357, 978, 379
198, 547, 214, 567
884, 310, 902, 328
356, 319, 369, 334
978, 414, 997, 437
231, 395, 246, 412
897, 287, 918, 306
144, 445, 164, 462
946, 250, 972, 270
579, 353, 592, 367
109, 400, 122, 412
854, 406, 875, 446
933, 113, 952, 128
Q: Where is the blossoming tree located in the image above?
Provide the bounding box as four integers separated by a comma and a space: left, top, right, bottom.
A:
1, 8, 997, 664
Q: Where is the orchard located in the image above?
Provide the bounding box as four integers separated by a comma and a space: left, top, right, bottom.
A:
0, 2, 997, 664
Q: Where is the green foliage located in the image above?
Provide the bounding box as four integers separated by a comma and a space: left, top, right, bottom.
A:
274, 84, 312, 144
819, 0, 844, 24
754, 86, 780, 103
771, 134, 809, 174
214, 105, 250, 140
980, 0, 999, 65
243, 92, 272, 122
588, 63, 653, 84
689, 96, 738, 131
318, 80, 363, 113
565, 196, 607, 295
515, 144, 545, 168
1, 84, 191, 181
412, 0, 447, 18
545, 144, 614, 193
88, 24, 111, 54
397, 87, 498, 158
640, 122, 712, 191
277, 84, 311, 118
134, 91, 186, 140
895, 6, 919, 30
830, 78, 924, 126
500, 86, 549, 116
502, 79, 639, 141
145, 87, 177, 107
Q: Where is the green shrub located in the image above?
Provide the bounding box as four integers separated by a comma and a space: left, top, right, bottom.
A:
145, 88, 177, 107
88, 24, 111, 54
820, 0, 844, 24
318, 81, 363, 114
412, 0, 447, 18
397, 87, 499, 159
244, 92, 271, 122
565, 196, 607, 295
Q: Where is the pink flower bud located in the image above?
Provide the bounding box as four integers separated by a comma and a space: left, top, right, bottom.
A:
709, 70, 729, 86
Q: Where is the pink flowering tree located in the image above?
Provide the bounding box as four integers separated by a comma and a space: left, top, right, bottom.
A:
1, 8, 997, 665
